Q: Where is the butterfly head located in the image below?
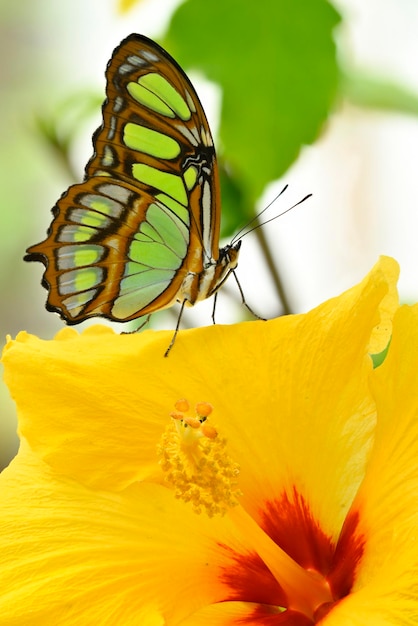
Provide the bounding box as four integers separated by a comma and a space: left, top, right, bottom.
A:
206, 240, 241, 298
219, 239, 241, 269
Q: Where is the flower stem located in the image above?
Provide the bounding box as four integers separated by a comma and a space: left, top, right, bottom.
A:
255, 226, 292, 315
228, 505, 333, 619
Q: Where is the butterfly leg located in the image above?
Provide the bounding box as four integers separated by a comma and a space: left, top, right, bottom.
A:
122, 314, 151, 334
232, 270, 266, 321
211, 291, 218, 325
164, 299, 187, 357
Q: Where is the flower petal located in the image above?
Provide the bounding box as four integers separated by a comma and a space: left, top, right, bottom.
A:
207, 256, 397, 540
2, 325, 177, 490
0, 444, 258, 625
176, 601, 312, 625
0, 256, 406, 624
324, 303, 418, 624
1, 258, 398, 524
367, 255, 399, 355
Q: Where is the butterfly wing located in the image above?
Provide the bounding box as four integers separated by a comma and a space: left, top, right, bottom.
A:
25, 34, 221, 323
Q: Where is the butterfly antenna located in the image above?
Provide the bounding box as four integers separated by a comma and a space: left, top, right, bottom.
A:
230, 185, 289, 245
233, 192, 312, 243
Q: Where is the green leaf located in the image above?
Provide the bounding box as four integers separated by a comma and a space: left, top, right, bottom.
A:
34, 90, 103, 181
163, 0, 340, 206
371, 339, 391, 369
218, 162, 249, 236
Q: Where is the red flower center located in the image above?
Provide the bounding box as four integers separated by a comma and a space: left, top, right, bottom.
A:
219, 488, 364, 624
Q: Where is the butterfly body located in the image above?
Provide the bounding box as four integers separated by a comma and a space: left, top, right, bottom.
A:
25, 34, 240, 324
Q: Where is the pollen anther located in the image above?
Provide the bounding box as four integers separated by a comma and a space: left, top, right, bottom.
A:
158, 400, 241, 516
174, 399, 190, 412
184, 416, 201, 428
196, 402, 213, 418
201, 423, 217, 439
169, 411, 184, 421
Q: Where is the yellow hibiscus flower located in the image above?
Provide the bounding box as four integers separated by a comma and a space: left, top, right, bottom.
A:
1, 256, 417, 625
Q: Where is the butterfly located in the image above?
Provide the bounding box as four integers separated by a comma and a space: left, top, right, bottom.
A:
25, 34, 242, 336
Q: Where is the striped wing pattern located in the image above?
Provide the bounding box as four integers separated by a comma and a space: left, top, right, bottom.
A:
25, 34, 223, 322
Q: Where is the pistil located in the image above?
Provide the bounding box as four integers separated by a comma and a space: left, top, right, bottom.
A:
228, 504, 333, 620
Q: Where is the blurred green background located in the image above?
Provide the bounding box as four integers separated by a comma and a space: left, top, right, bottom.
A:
2, 0, 418, 469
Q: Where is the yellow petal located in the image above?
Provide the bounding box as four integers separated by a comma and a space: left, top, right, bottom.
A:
2, 325, 176, 490
192, 255, 396, 541
1, 258, 399, 528
0, 444, 255, 625
176, 601, 289, 625
323, 303, 418, 624
0, 257, 408, 623
368, 255, 399, 354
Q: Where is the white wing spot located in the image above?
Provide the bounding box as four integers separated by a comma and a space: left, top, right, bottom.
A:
126, 54, 147, 67
141, 50, 159, 63
185, 89, 197, 113
113, 96, 124, 113
118, 63, 137, 75
201, 180, 212, 260
107, 115, 117, 141
175, 123, 199, 147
